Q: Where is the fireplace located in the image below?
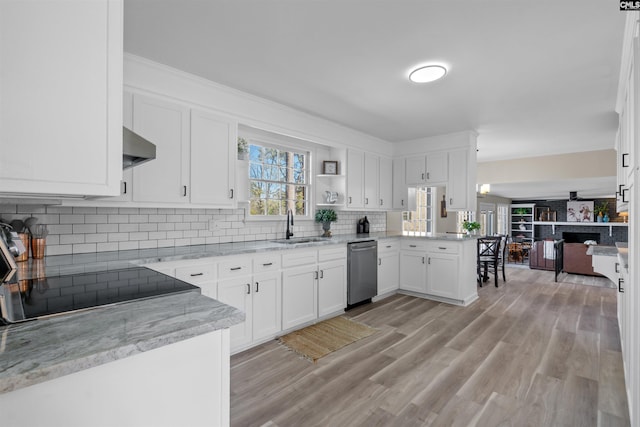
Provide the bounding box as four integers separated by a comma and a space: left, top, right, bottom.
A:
562, 232, 600, 244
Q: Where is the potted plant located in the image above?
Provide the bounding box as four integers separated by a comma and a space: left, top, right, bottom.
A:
237, 137, 248, 160
315, 209, 338, 237
594, 201, 608, 222
462, 221, 481, 235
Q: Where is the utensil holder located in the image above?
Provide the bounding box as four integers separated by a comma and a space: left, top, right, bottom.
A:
16, 233, 29, 262
31, 238, 46, 259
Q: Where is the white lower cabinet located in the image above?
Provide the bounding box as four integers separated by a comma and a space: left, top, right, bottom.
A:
217, 276, 253, 350
399, 250, 427, 293
282, 264, 318, 330
425, 252, 459, 299
399, 239, 477, 305
252, 271, 282, 342
378, 240, 400, 295
318, 259, 347, 317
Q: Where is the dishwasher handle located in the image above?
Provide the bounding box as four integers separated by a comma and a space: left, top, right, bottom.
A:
350, 246, 376, 253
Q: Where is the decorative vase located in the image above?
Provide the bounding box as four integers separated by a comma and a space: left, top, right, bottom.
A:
597, 213, 603, 223
322, 221, 332, 237
603, 214, 609, 223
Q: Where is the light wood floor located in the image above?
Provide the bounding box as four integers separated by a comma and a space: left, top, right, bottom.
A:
230, 268, 630, 426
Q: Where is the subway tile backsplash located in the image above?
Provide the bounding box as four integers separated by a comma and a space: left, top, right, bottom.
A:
0, 205, 386, 256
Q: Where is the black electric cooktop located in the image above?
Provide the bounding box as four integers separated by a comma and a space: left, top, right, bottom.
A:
0, 267, 200, 324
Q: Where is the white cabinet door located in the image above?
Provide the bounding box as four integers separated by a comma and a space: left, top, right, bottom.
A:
425, 152, 448, 184
405, 157, 426, 185
190, 109, 237, 207
0, 0, 122, 197
364, 153, 379, 209
132, 94, 190, 203
282, 265, 318, 330
399, 251, 427, 293
447, 148, 470, 210
426, 252, 460, 300
378, 251, 399, 295
346, 150, 365, 209
252, 271, 282, 341
318, 259, 346, 317
217, 277, 253, 351
393, 158, 407, 210
379, 156, 393, 210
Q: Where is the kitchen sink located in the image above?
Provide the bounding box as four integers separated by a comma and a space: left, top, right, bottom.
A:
270, 237, 328, 245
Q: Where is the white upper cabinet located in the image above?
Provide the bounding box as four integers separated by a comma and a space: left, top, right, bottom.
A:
392, 158, 407, 210
0, 0, 123, 197
130, 95, 237, 207
447, 148, 476, 211
405, 152, 448, 185
364, 153, 379, 209
132, 95, 190, 204
346, 150, 365, 208
378, 156, 393, 209
190, 109, 236, 207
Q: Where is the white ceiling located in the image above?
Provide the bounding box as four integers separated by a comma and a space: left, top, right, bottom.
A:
124, 1, 626, 199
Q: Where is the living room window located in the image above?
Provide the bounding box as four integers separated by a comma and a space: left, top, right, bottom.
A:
248, 143, 309, 217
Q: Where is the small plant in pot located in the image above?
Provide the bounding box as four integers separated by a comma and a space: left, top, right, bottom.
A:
462, 221, 481, 235
594, 201, 609, 222
237, 137, 248, 160
315, 209, 338, 237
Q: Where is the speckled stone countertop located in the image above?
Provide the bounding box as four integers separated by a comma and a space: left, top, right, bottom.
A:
0, 291, 244, 394
586, 245, 619, 257
15, 231, 476, 280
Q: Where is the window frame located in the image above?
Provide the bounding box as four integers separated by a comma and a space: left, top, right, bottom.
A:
244, 137, 313, 221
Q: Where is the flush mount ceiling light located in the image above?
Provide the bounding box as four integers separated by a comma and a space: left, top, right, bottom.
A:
409, 65, 448, 83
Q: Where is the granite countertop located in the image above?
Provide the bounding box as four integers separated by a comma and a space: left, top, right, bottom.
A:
0, 291, 244, 394
586, 245, 619, 257
15, 231, 477, 280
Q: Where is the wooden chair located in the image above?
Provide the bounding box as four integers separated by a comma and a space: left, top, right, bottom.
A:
477, 236, 501, 287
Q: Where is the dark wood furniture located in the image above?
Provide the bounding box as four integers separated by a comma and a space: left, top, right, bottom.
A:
529, 239, 565, 282
563, 243, 602, 277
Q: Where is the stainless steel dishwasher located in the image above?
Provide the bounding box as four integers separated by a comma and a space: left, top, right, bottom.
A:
347, 240, 378, 307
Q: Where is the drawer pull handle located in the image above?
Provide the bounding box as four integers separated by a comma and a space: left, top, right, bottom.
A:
438, 247, 447, 250
246, 283, 251, 294
190, 272, 204, 277
320, 270, 324, 279
386, 245, 392, 248
622, 153, 630, 167
183, 185, 187, 197
378, 258, 382, 266
255, 282, 259, 293
230, 267, 242, 271
410, 244, 417, 248
618, 278, 625, 293
615, 262, 619, 273
262, 262, 273, 266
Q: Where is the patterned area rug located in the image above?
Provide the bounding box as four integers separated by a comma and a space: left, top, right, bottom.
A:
278, 316, 377, 363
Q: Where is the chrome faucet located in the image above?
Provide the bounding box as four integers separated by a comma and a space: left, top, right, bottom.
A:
286, 209, 294, 239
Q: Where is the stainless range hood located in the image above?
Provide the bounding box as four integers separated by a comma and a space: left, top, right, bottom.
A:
123, 127, 156, 169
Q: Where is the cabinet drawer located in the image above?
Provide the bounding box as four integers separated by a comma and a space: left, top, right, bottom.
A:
426, 242, 459, 255
378, 239, 400, 253
282, 250, 317, 268
253, 253, 282, 272
218, 256, 252, 279
175, 263, 217, 284
318, 246, 346, 262
401, 240, 428, 251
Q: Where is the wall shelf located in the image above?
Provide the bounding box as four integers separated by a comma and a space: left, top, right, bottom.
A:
533, 221, 628, 237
